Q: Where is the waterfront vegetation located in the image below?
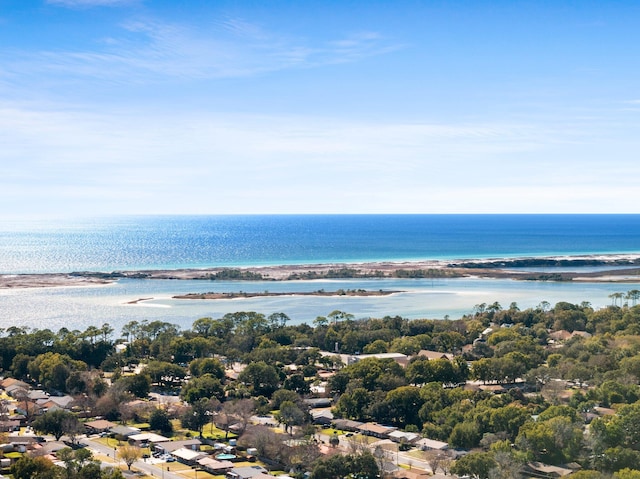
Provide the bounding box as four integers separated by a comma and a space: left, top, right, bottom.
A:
5, 293, 640, 478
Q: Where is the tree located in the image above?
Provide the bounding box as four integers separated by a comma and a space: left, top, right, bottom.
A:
616, 469, 640, 479
11, 455, 58, 479
595, 447, 640, 473
63, 414, 85, 446
516, 416, 582, 465
188, 357, 225, 379
424, 449, 450, 474
181, 398, 211, 437
237, 361, 280, 397
57, 447, 113, 479
144, 361, 187, 389
626, 290, 640, 307
123, 373, 151, 398
327, 310, 354, 325
222, 398, 256, 436
268, 312, 290, 329
489, 405, 530, 440
449, 421, 481, 449
275, 400, 308, 435
33, 409, 79, 441
270, 389, 300, 410
28, 352, 87, 392
181, 374, 224, 403
283, 373, 310, 395
603, 402, 640, 449
118, 444, 142, 471
334, 387, 371, 422
310, 451, 380, 479
239, 425, 285, 461
489, 451, 524, 479
571, 472, 608, 479
451, 452, 497, 479
383, 386, 424, 428
149, 407, 173, 435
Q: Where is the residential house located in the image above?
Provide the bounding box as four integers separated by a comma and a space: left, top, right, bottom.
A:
84, 419, 117, 434
312, 409, 334, 425
303, 398, 332, 408
171, 447, 206, 465
128, 432, 171, 447
524, 462, 575, 478
197, 457, 234, 475
417, 350, 455, 361
392, 470, 431, 479
27, 390, 49, 402
110, 425, 140, 439
0, 420, 20, 432
387, 430, 420, 444
332, 419, 363, 432
415, 438, 449, 451
0, 379, 29, 392
155, 438, 202, 454
226, 465, 271, 479
356, 422, 396, 439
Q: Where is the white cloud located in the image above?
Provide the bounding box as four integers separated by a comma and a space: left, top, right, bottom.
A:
2, 102, 636, 216
3, 17, 400, 85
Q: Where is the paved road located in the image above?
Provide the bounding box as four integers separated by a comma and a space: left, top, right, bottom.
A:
83, 436, 187, 479
315, 431, 434, 473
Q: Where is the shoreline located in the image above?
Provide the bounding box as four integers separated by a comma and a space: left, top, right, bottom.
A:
172, 289, 402, 300
3, 253, 640, 290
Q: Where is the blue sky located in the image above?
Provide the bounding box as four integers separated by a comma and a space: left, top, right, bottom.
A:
2, 0, 640, 217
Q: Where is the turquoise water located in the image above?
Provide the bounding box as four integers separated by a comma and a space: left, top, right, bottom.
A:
1, 214, 639, 274
1, 214, 640, 332
2, 277, 639, 333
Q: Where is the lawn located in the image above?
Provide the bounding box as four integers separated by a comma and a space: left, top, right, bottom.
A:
319, 428, 346, 436
406, 449, 428, 460
176, 469, 218, 479
169, 419, 237, 441
130, 422, 150, 430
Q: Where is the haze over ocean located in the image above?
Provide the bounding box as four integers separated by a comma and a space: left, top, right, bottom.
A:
2, 215, 640, 274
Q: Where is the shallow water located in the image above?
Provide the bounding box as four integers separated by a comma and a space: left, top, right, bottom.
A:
2, 276, 637, 334
2, 214, 639, 334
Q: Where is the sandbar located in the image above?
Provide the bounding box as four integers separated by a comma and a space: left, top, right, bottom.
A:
3, 254, 640, 289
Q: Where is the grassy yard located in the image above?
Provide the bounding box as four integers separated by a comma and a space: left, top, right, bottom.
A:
169, 419, 237, 442
175, 469, 218, 479
343, 434, 379, 445
406, 449, 428, 460
130, 422, 150, 430
319, 428, 346, 436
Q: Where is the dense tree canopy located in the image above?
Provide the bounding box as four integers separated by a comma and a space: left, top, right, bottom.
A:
6, 298, 640, 477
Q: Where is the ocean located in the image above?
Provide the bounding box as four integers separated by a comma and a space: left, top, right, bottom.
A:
2, 214, 640, 274
1, 214, 640, 333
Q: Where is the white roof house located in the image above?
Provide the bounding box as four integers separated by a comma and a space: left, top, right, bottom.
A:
171, 447, 206, 464
415, 438, 449, 450
128, 433, 171, 444
388, 430, 420, 443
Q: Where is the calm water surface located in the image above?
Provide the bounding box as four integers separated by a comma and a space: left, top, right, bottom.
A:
2, 215, 640, 333
2, 277, 638, 333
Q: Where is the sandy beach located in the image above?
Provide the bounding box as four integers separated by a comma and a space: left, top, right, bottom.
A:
0, 273, 113, 289
3, 254, 640, 290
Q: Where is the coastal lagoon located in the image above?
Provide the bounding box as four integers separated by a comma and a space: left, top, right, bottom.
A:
2, 214, 640, 334
2, 276, 639, 334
